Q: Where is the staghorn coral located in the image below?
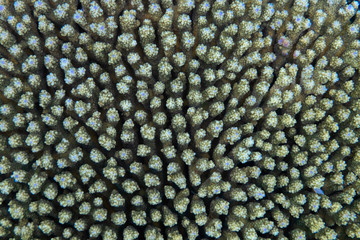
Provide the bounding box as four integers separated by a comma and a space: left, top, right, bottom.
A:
0, 0, 360, 239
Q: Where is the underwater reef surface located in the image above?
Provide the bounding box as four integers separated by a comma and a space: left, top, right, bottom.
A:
0, 0, 360, 239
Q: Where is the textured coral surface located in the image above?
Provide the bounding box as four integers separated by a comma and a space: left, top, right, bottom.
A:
1, 0, 360, 239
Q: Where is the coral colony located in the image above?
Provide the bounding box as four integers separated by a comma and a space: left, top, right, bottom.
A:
1, 0, 360, 239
